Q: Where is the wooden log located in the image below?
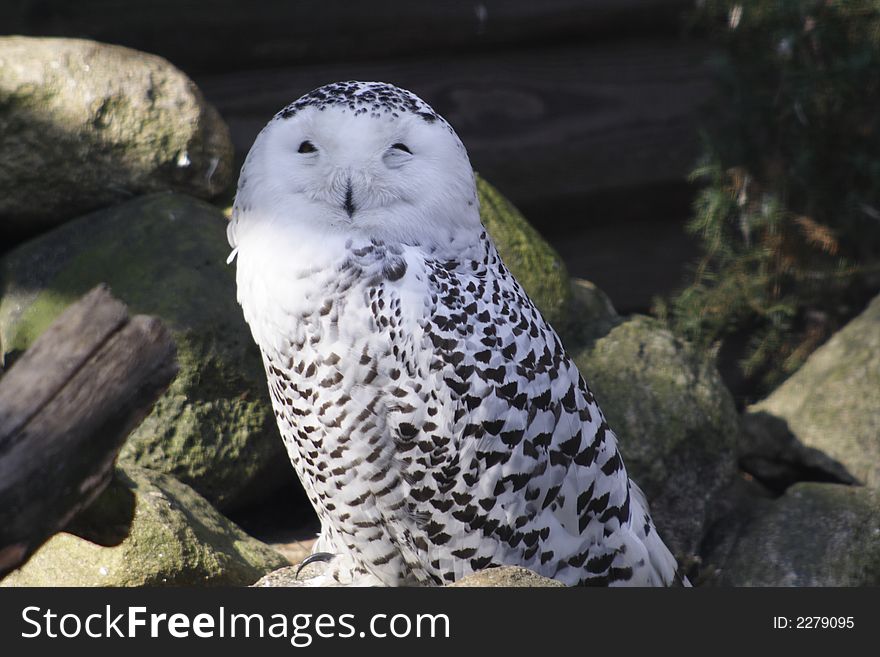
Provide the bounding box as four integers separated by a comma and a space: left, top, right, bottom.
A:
0, 286, 129, 438
0, 285, 177, 577
1, 1, 694, 75
199, 39, 714, 212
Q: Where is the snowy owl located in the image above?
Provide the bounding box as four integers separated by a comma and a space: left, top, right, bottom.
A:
227, 81, 682, 586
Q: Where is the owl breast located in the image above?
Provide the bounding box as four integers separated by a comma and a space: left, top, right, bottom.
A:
239, 233, 437, 584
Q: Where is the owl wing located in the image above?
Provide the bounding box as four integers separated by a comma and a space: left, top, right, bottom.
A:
365, 235, 670, 585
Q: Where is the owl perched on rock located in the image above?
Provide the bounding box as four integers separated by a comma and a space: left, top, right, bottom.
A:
227, 81, 682, 586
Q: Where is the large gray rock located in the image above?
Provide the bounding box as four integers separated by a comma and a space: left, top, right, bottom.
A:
0, 36, 233, 240
749, 295, 880, 488
701, 482, 880, 587
572, 315, 739, 559
0, 193, 290, 511
0, 466, 288, 587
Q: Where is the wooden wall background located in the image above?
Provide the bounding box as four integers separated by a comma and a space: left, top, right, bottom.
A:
3, 0, 714, 313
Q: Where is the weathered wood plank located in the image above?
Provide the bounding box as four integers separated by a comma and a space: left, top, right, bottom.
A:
0, 286, 177, 577
199, 39, 713, 212
0, 285, 128, 440
1, 1, 694, 74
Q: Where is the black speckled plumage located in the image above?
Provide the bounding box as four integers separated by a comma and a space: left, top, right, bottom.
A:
229, 81, 682, 587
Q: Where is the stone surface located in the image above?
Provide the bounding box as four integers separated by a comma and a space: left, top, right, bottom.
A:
0, 36, 233, 240
253, 564, 565, 587
447, 566, 565, 587
477, 175, 571, 329
252, 566, 304, 587
265, 536, 317, 568
738, 411, 858, 494
573, 315, 739, 559
252, 564, 328, 587
0, 193, 291, 511
564, 276, 619, 346
0, 466, 288, 587
750, 294, 880, 488
701, 482, 880, 587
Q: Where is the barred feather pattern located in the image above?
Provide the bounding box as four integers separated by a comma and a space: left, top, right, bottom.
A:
242, 228, 679, 587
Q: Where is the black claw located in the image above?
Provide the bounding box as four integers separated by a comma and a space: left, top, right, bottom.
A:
296, 552, 336, 579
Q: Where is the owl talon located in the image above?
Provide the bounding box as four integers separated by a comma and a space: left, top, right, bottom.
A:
296, 552, 336, 579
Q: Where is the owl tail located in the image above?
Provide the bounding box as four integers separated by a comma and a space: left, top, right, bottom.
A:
627, 480, 691, 587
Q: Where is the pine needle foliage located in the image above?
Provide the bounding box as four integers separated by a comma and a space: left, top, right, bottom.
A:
658, 0, 880, 401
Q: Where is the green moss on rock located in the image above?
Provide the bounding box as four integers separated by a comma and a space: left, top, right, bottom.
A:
477, 175, 570, 329
0, 466, 288, 587
0, 36, 233, 240
0, 193, 290, 510
572, 315, 739, 557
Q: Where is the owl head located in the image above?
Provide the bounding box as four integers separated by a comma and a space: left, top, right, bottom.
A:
229, 81, 481, 250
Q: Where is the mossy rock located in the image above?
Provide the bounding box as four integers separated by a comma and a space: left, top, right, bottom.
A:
701, 482, 880, 587
572, 315, 739, 558
447, 566, 565, 588
0, 193, 291, 510
750, 294, 880, 488
477, 175, 570, 329
251, 564, 565, 588
0, 466, 288, 587
0, 36, 233, 241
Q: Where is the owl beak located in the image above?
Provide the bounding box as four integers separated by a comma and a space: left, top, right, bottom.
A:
343, 178, 356, 218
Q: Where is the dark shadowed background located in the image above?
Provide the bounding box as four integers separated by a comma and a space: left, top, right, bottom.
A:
1, 0, 711, 314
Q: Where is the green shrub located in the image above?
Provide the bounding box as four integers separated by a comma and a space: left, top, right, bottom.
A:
658, 0, 880, 401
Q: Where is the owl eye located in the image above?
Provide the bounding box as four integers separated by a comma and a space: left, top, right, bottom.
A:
297, 140, 317, 154
390, 143, 412, 154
